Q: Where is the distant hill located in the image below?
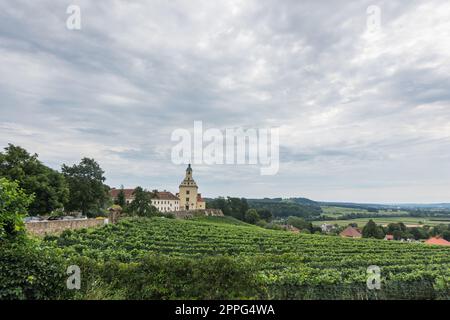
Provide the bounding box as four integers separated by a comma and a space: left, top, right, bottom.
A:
319, 201, 450, 211
205, 196, 450, 219
285, 197, 320, 206
247, 197, 322, 218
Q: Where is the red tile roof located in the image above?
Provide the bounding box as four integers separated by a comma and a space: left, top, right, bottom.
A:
110, 189, 179, 201
110, 188, 135, 199
197, 193, 205, 202
153, 191, 179, 201
425, 237, 450, 246
340, 226, 362, 238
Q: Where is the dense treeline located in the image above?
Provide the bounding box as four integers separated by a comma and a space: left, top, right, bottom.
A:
0, 145, 69, 215
206, 197, 274, 226
316, 210, 450, 222
206, 197, 249, 220
361, 220, 450, 241
206, 197, 322, 221
0, 144, 110, 217
319, 202, 395, 211
247, 198, 322, 218
408, 210, 450, 217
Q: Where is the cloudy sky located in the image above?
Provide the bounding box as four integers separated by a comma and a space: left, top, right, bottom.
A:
1, 0, 450, 203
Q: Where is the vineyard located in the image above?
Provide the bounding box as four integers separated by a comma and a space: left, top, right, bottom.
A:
36, 216, 450, 300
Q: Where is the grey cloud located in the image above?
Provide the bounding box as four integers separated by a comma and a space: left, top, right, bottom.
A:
0, 0, 449, 202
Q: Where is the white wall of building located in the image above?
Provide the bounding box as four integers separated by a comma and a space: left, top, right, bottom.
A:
151, 199, 179, 212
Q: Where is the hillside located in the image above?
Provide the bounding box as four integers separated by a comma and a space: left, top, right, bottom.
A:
42, 216, 450, 299
247, 197, 323, 218
320, 201, 450, 211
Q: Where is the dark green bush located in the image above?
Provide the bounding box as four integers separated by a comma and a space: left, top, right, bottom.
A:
0, 240, 73, 300
71, 255, 258, 300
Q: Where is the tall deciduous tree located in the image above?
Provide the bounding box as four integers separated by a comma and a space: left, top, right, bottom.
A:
62, 158, 108, 215
362, 220, 385, 239
115, 185, 127, 208
287, 216, 313, 231
244, 209, 260, 224
0, 144, 69, 215
0, 178, 34, 239
207, 197, 249, 221
257, 208, 273, 222
128, 187, 158, 217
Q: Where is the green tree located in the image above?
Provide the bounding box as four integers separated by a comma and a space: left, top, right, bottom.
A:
362, 220, 385, 239
431, 224, 449, 237
228, 197, 248, 220
0, 178, 34, 239
207, 197, 249, 220
287, 216, 313, 232
115, 185, 127, 208
62, 158, 108, 216
128, 187, 158, 217
443, 230, 450, 242
245, 198, 322, 218
207, 197, 231, 215
0, 144, 69, 215
244, 209, 260, 224
409, 227, 429, 240
257, 208, 273, 222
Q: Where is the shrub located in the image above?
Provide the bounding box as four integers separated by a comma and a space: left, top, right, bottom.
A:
0, 240, 73, 300
68, 254, 258, 300
0, 178, 34, 240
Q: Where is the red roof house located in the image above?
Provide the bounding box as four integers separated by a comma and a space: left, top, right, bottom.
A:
425, 237, 450, 246
153, 191, 179, 201
340, 226, 362, 238
384, 234, 394, 241
109, 188, 136, 202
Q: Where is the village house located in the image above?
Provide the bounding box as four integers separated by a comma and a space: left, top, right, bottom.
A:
340, 226, 362, 238
110, 188, 135, 204
320, 223, 335, 233
424, 236, 450, 246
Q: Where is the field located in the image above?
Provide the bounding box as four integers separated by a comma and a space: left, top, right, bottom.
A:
317, 206, 450, 227
320, 206, 410, 217
39, 216, 450, 299
313, 216, 450, 227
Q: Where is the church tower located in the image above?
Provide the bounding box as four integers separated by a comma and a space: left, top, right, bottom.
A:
179, 164, 199, 210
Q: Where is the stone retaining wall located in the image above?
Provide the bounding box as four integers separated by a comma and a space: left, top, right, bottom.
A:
25, 218, 108, 236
